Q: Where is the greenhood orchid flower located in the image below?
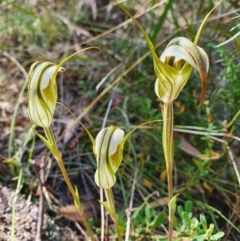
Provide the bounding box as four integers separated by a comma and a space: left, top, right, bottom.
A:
28, 62, 64, 128
28, 47, 98, 128
94, 126, 125, 189
90, 121, 162, 189
154, 37, 209, 104
115, 1, 218, 106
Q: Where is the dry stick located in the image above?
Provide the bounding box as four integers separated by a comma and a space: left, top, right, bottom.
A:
75, 222, 90, 241
125, 168, 138, 241
35, 157, 46, 241
227, 146, 240, 186
105, 214, 109, 241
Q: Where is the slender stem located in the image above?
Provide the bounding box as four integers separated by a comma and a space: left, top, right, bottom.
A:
44, 127, 57, 147
125, 168, 138, 241
226, 108, 240, 129
44, 127, 96, 241
104, 188, 123, 241
162, 102, 174, 241
11, 168, 23, 241
100, 188, 105, 241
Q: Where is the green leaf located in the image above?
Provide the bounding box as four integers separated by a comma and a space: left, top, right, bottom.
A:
151, 0, 174, 44
191, 217, 199, 230
192, 234, 207, 241
88, 218, 95, 229
200, 214, 208, 231
194, 0, 224, 45
177, 205, 183, 218
184, 200, 193, 213
210, 231, 225, 240
145, 206, 154, 222
98, 200, 115, 218
132, 202, 146, 224
168, 194, 178, 217
34, 129, 59, 158
182, 211, 191, 227
149, 211, 166, 230
173, 215, 178, 228
206, 224, 214, 239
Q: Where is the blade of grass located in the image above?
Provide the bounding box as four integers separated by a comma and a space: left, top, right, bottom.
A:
1, 50, 28, 169
151, 0, 174, 44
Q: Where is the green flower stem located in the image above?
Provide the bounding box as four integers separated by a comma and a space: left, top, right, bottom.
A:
44, 127, 96, 241
162, 103, 174, 241
226, 108, 240, 129
104, 188, 123, 241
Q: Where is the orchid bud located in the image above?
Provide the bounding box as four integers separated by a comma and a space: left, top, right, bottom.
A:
28, 62, 64, 128
154, 37, 209, 104
94, 126, 125, 189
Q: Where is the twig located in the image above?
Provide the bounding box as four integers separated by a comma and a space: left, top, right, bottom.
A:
174, 127, 240, 142
105, 214, 109, 241
75, 222, 91, 241
35, 156, 47, 241
227, 146, 240, 186
125, 168, 138, 241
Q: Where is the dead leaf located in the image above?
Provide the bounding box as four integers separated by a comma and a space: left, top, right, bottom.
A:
147, 197, 169, 208
174, 131, 202, 158
61, 119, 78, 146
58, 200, 99, 223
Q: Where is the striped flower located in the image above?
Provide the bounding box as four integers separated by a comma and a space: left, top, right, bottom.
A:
28, 62, 64, 128
94, 126, 125, 189
154, 37, 209, 105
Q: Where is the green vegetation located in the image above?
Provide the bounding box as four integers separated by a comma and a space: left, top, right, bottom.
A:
0, 0, 239, 240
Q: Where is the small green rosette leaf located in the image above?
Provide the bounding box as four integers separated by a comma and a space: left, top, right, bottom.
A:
94, 126, 125, 189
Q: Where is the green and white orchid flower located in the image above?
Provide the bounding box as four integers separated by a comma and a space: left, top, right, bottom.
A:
28, 47, 98, 128
28, 62, 64, 128
92, 121, 162, 189
94, 126, 125, 189
115, 1, 218, 106
154, 37, 209, 104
